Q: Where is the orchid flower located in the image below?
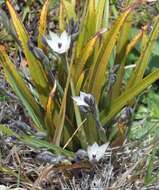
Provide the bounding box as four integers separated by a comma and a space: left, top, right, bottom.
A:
72, 91, 91, 107
146, 0, 156, 2
72, 91, 95, 108
45, 31, 71, 54
87, 142, 109, 162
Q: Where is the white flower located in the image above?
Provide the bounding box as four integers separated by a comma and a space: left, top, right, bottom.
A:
146, 0, 156, 2
45, 31, 71, 54
0, 185, 8, 190
87, 142, 109, 162
72, 91, 92, 107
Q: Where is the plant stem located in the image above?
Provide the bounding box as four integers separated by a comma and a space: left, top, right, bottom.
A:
93, 106, 107, 143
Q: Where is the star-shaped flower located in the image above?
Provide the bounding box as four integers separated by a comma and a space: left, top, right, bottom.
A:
72, 91, 91, 107
146, 0, 156, 2
72, 91, 95, 107
87, 142, 109, 162
45, 31, 71, 54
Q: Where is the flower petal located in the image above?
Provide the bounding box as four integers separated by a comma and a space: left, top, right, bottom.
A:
79, 91, 89, 102
45, 38, 59, 53
72, 96, 89, 107
96, 142, 109, 161
60, 31, 71, 52
87, 142, 99, 161
46, 31, 71, 54
60, 31, 70, 41
49, 31, 60, 42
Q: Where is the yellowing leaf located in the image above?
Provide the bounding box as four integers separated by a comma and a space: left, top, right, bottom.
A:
110, 14, 132, 101
90, 7, 132, 103
44, 82, 57, 140
59, 1, 65, 31
0, 45, 45, 130
38, 0, 50, 49
53, 63, 72, 146
6, 0, 51, 107
76, 72, 84, 94
62, 0, 77, 21
73, 29, 106, 83
126, 25, 148, 56
96, 0, 107, 31
75, 1, 96, 58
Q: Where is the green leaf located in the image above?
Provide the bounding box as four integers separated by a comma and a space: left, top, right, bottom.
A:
22, 136, 75, 157
89, 7, 132, 103
110, 14, 132, 101
0, 165, 21, 179
101, 68, 159, 125
38, 0, 50, 49
53, 60, 72, 146
75, 1, 96, 58
6, 0, 51, 107
144, 149, 156, 185
0, 88, 9, 102
62, 0, 77, 21
148, 92, 159, 118
96, 0, 108, 31
70, 79, 88, 148
0, 46, 45, 130
0, 125, 19, 138
73, 29, 106, 83
128, 16, 159, 87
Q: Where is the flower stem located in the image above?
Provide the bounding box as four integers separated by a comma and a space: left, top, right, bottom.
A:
93, 106, 107, 143
65, 54, 87, 148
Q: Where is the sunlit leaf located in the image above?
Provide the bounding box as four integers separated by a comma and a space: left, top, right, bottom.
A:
73, 29, 106, 83
128, 16, 159, 87
62, 0, 77, 21
44, 83, 57, 140
110, 14, 132, 101
6, 0, 51, 107
101, 68, 159, 125
38, 0, 50, 49
0, 45, 45, 129
89, 7, 132, 103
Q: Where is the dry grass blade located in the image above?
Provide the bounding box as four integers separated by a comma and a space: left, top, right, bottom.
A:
63, 118, 87, 149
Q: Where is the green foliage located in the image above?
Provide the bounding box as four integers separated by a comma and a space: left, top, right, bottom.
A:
1, 0, 159, 154
0, 88, 9, 102
144, 149, 157, 185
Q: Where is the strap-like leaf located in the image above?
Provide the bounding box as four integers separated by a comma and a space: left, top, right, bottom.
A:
62, 0, 77, 21
100, 68, 159, 125
73, 29, 106, 83
128, 16, 159, 88
6, 0, 51, 107
22, 136, 75, 157
0, 45, 45, 130
44, 83, 57, 139
38, 0, 50, 49
89, 7, 132, 103
0, 125, 20, 138
110, 14, 132, 101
